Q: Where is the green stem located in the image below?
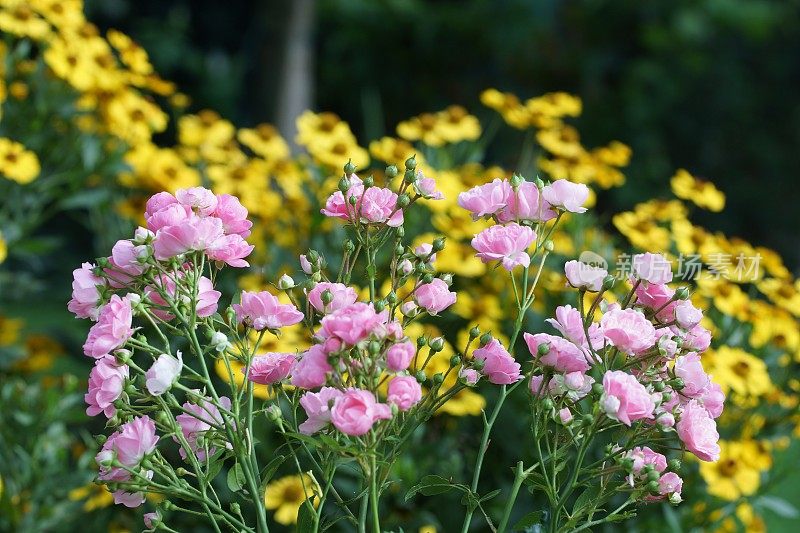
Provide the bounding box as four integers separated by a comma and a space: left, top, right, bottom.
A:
496, 461, 526, 533
370, 454, 381, 533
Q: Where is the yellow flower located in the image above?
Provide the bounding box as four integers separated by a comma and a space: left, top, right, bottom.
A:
756, 278, 800, 317
699, 441, 761, 500
704, 346, 772, 398
481, 88, 530, 129
397, 112, 446, 147
238, 124, 290, 161
106, 29, 153, 76
264, 473, 320, 525
103, 90, 168, 144
670, 169, 725, 212
123, 144, 200, 193
295, 110, 352, 146
13, 334, 63, 373
419, 526, 437, 533
0, 3, 51, 39
31, 0, 85, 31
68, 483, 115, 512
611, 211, 671, 252
536, 126, 584, 159
435, 105, 482, 144
368, 136, 420, 166
0, 138, 40, 184
178, 110, 236, 163
0, 231, 7, 264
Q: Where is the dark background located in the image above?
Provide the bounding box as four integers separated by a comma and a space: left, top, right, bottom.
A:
86, 0, 800, 269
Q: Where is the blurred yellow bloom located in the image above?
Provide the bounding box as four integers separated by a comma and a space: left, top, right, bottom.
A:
0, 137, 40, 184
397, 112, 446, 147
68, 483, 115, 512
13, 334, 63, 372
670, 169, 725, 212
704, 346, 772, 398
106, 29, 153, 76
612, 211, 671, 252
238, 124, 290, 161
699, 441, 760, 500
436, 105, 482, 143
0, 231, 6, 264
264, 473, 320, 525
0, 3, 51, 39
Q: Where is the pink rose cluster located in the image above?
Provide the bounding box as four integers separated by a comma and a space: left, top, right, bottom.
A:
321, 174, 404, 227
95, 416, 159, 507
524, 255, 723, 463
147, 187, 254, 267
241, 280, 432, 437
459, 177, 589, 271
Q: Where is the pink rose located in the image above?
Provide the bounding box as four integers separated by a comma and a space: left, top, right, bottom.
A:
358, 187, 404, 227
564, 260, 607, 292
677, 400, 720, 461
546, 305, 603, 350
541, 179, 589, 213
386, 341, 416, 372
175, 393, 231, 460
628, 446, 667, 475
658, 472, 683, 501
233, 290, 304, 330
176, 186, 218, 215
321, 175, 364, 221
291, 345, 333, 389
414, 243, 436, 263
413, 171, 443, 200
635, 281, 675, 309
674, 300, 703, 329
524, 332, 592, 373
68, 262, 105, 320
457, 178, 511, 220
145, 191, 177, 219
600, 370, 655, 426
498, 181, 555, 223
683, 324, 712, 352
387, 376, 422, 411
600, 306, 656, 355
85, 357, 129, 418
146, 203, 192, 233
146, 273, 220, 320
145, 351, 183, 395
153, 215, 225, 260
460, 368, 480, 385
632, 253, 673, 284
471, 223, 536, 270
83, 294, 135, 358
330, 389, 392, 436
415, 278, 457, 315
110, 239, 149, 278
319, 302, 388, 345
674, 352, 709, 398
558, 408, 573, 424
473, 339, 521, 384
549, 371, 595, 400
106, 415, 159, 468
143, 512, 160, 529
299, 387, 343, 434
698, 381, 725, 419
205, 233, 254, 267
307, 282, 358, 313
212, 194, 252, 237
246, 352, 296, 385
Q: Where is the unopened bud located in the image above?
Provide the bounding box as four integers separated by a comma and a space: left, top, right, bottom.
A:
670, 378, 685, 391
510, 173, 524, 188
469, 326, 481, 339
405, 155, 417, 171
647, 480, 660, 494
395, 226, 405, 238
675, 286, 690, 300
479, 333, 493, 347
449, 355, 462, 367
440, 273, 454, 285
432, 237, 446, 252
544, 240, 554, 252
417, 336, 428, 348
668, 459, 681, 471
415, 371, 427, 383
400, 301, 418, 316
368, 341, 381, 355
397, 194, 411, 208
278, 274, 295, 290
653, 380, 665, 392
534, 176, 545, 189
114, 349, 131, 364
96, 449, 114, 467
343, 159, 356, 175
386, 165, 399, 178
266, 404, 282, 421
210, 332, 229, 352
338, 176, 351, 193
373, 300, 386, 313
422, 273, 434, 284
602, 275, 616, 291
348, 195, 358, 205
592, 382, 604, 395
344, 240, 355, 253
537, 342, 550, 357
176, 467, 190, 477
472, 359, 485, 371
541, 398, 554, 410
230, 503, 241, 515
363, 175, 374, 188
404, 169, 416, 183
429, 337, 445, 352
433, 373, 444, 384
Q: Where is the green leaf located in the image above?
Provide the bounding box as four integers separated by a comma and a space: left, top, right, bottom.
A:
480, 489, 501, 502
204, 454, 225, 484
226, 462, 246, 493
513, 510, 543, 531
296, 501, 316, 532
59, 188, 111, 210
258, 454, 286, 491
572, 485, 601, 516
404, 475, 454, 501
759, 496, 800, 518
